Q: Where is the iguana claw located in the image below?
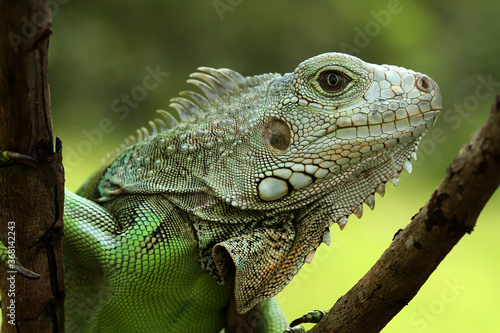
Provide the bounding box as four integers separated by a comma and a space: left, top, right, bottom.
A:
283, 326, 306, 333
12, 262, 41, 279
0, 151, 38, 167
284, 326, 306, 333
0, 243, 41, 279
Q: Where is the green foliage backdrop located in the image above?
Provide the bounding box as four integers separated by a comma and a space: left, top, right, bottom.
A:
46, 0, 499, 331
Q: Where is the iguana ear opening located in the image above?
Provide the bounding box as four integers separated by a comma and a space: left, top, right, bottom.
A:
263, 118, 291, 152
212, 227, 295, 314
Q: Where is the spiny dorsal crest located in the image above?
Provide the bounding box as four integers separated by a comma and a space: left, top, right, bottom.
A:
106, 67, 280, 161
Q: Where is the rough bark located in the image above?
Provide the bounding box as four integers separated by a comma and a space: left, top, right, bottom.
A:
310, 95, 500, 332
0, 1, 64, 332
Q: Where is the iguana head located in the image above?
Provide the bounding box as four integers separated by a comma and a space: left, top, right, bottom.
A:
98, 52, 442, 313
224, 53, 441, 208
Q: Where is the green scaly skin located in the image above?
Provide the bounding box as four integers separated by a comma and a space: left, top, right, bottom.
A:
1, 52, 442, 332
64, 191, 239, 331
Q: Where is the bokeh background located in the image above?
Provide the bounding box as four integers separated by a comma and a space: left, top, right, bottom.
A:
48, 0, 499, 332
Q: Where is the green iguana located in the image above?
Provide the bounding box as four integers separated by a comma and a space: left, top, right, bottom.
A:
1, 52, 442, 332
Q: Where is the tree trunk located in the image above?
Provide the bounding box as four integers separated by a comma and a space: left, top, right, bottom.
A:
0, 1, 64, 332
310, 95, 500, 332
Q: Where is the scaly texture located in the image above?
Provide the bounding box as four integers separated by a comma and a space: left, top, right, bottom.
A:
61, 52, 442, 332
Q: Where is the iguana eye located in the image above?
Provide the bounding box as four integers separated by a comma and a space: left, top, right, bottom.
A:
317, 70, 351, 93
263, 118, 291, 151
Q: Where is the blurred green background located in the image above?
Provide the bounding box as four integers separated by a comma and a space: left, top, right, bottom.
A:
48, 0, 499, 332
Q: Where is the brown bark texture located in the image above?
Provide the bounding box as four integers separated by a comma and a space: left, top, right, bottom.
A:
310, 95, 500, 332
0, 0, 64, 332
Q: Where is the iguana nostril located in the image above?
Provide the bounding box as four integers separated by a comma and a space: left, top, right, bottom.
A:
416, 75, 433, 92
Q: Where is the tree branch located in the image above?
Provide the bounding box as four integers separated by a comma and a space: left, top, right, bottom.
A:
310, 95, 500, 332
0, 1, 64, 331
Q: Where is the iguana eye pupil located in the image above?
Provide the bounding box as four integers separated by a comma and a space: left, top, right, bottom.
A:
317, 70, 350, 93
264, 118, 291, 151
328, 73, 340, 86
